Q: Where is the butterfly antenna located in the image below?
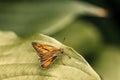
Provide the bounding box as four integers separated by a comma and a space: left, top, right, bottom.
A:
62, 37, 66, 44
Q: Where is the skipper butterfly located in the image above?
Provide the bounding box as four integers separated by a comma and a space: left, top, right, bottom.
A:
32, 42, 63, 68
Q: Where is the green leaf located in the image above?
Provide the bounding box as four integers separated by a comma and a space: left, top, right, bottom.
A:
0, 31, 101, 80
0, 1, 107, 37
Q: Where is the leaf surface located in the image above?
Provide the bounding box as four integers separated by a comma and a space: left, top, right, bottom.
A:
0, 31, 101, 80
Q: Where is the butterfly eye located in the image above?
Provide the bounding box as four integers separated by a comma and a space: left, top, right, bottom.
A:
60, 48, 64, 54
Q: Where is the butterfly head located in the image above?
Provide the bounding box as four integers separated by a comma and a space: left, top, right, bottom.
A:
59, 48, 64, 54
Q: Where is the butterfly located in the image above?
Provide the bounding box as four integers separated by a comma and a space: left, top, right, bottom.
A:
32, 42, 64, 68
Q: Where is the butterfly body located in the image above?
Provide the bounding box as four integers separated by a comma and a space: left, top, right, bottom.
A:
32, 42, 63, 68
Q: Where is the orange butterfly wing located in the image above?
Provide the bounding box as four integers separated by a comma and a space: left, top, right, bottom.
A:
32, 42, 63, 68
41, 56, 57, 68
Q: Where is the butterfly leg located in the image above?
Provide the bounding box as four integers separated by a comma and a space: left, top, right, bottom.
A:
61, 58, 65, 65
67, 55, 71, 59
64, 54, 71, 59
61, 54, 71, 66
38, 57, 40, 59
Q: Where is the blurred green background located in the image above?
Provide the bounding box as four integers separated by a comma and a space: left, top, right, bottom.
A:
0, 0, 120, 80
